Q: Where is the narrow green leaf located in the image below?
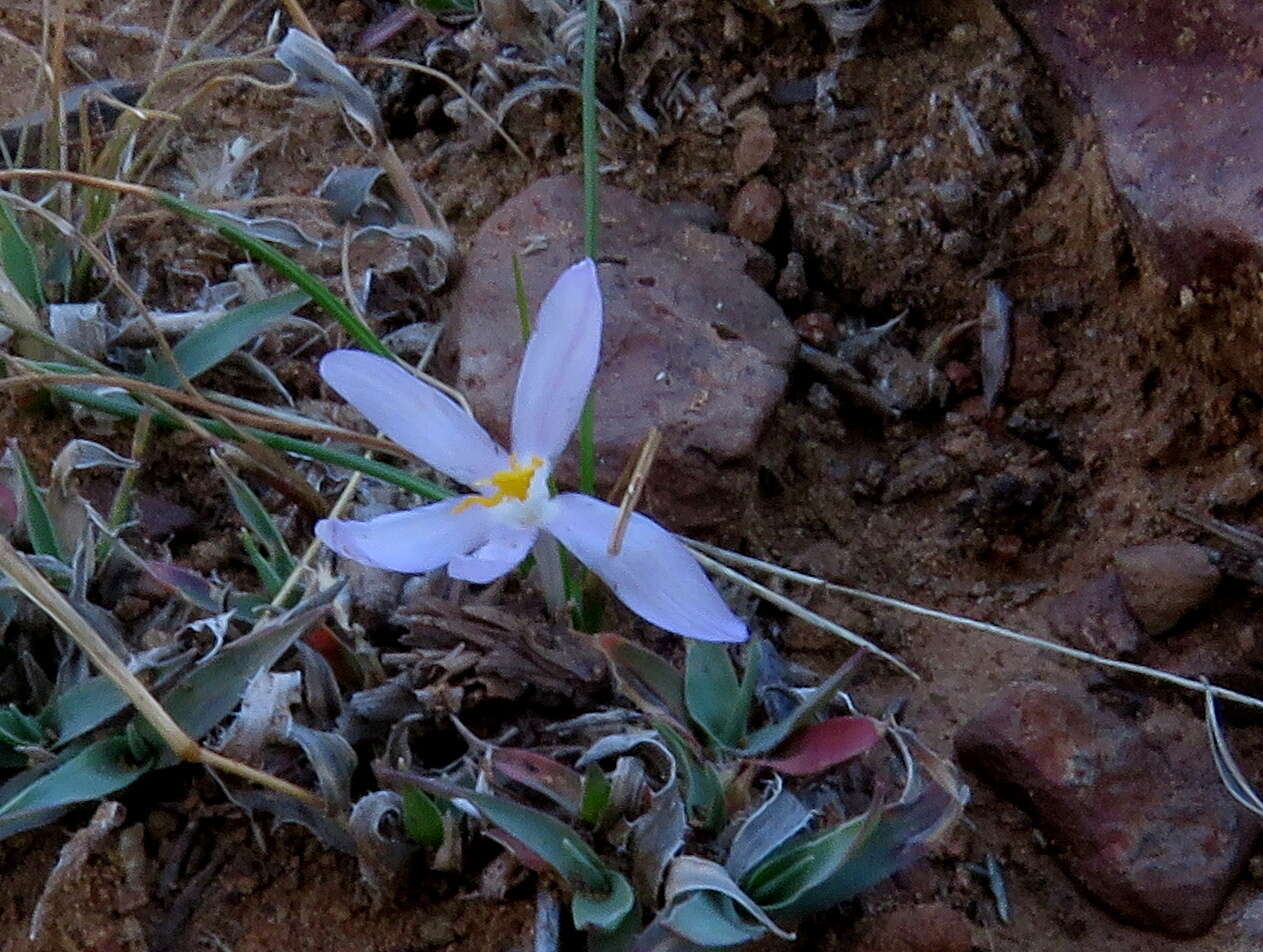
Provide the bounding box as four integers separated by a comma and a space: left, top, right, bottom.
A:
240, 530, 285, 597
0, 734, 153, 819
512, 254, 532, 342
684, 641, 741, 749
143, 289, 310, 388
722, 635, 761, 746
41, 674, 129, 746
0, 198, 44, 308
401, 786, 445, 847
0, 704, 45, 747
212, 453, 295, 578
8, 442, 62, 560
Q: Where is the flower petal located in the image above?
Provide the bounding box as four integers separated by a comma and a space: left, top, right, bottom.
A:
511, 259, 603, 461
316, 498, 493, 573
321, 350, 507, 486
545, 494, 747, 643
448, 525, 538, 584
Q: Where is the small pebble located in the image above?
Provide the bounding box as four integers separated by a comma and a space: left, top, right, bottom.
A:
1112, 542, 1220, 635
728, 177, 783, 243
732, 107, 777, 177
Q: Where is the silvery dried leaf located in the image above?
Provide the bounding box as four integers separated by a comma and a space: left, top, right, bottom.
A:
724, 779, 812, 881
349, 790, 417, 899
48, 303, 114, 359
228, 788, 356, 853
215, 670, 302, 762
630, 777, 685, 907
276, 29, 384, 144
318, 167, 401, 227
289, 723, 356, 814
49, 440, 136, 492
207, 210, 325, 250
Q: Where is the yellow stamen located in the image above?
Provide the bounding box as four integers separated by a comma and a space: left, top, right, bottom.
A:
453, 455, 544, 514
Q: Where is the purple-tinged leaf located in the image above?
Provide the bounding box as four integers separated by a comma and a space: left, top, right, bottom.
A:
142, 560, 221, 613
491, 748, 584, 817
752, 717, 882, 776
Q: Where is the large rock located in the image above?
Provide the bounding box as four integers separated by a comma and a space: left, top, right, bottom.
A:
957, 680, 1259, 936
1001, 0, 1263, 287
441, 176, 797, 528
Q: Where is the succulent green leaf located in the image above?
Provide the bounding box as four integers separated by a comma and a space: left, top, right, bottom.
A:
579, 762, 612, 825
684, 641, 741, 749
663, 856, 794, 941
143, 289, 310, 388
660, 891, 765, 948
384, 772, 613, 893
571, 869, 636, 933
401, 786, 445, 848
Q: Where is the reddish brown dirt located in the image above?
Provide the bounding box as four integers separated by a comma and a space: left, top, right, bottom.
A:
1, 0, 1262, 951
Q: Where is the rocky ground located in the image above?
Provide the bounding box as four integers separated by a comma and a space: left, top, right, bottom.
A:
2, 0, 1263, 950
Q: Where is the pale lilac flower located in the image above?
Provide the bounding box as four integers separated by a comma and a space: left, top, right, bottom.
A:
316, 259, 747, 643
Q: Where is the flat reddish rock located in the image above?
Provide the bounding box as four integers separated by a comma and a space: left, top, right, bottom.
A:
1002, 0, 1263, 286
440, 176, 796, 528
957, 681, 1259, 936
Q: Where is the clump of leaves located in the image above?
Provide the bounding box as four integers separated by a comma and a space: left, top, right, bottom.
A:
0, 437, 347, 840
381, 636, 965, 951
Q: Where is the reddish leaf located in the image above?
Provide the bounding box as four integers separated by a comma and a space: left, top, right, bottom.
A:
303, 624, 358, 686
752, 717, 882, 776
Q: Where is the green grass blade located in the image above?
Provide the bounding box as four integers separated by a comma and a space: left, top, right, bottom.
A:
144, 289, 310, 388
0, 199, 44, 308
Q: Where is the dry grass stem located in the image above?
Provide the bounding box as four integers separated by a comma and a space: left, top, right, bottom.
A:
688, 540, 1263, 713
607, 426, 660, 556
